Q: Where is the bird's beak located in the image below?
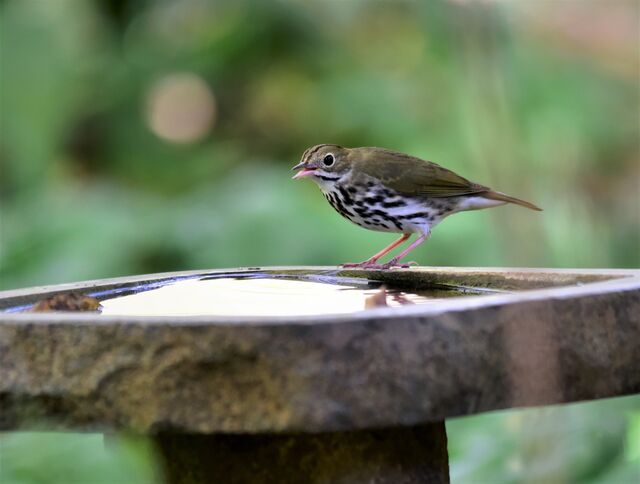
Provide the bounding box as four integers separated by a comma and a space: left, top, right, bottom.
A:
291, 161, 316, 180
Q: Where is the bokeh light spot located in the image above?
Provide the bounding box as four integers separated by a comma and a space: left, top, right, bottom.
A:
145, 72, 216, 144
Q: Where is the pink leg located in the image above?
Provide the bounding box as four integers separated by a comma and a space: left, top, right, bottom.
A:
342, 233, 411, 268
381, 232, 430, 269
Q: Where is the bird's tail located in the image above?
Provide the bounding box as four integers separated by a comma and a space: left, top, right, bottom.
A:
482, 191, 543, 211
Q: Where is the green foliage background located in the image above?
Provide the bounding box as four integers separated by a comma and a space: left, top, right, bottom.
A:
1, 0, 638, 482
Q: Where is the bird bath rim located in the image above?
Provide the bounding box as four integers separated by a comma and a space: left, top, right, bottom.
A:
0, 266, 637, 325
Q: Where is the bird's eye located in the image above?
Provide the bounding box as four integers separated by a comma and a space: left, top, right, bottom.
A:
323, 154, 334, 166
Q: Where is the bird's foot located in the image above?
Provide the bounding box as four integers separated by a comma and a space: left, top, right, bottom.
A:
340, 260, 381, 269
377, 259, 418, 270
340, 260, 418, 270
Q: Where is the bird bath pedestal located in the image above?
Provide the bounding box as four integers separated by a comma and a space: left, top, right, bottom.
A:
1, 267, 639, 483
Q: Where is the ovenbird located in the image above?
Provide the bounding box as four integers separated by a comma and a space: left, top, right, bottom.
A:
292, 144, 542, 269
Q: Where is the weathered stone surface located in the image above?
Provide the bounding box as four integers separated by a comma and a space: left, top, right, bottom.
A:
0, 267, 639, 434
155, 422, 449, 484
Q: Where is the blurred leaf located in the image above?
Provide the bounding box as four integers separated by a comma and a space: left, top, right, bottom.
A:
448, 395, 640, 484
0, 432, 162, 484
628, 411, 640, 463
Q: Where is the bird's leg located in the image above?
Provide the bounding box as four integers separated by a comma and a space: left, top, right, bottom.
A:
341, 233, 411, 268
380, 231, 430, 269
363, 233, 411, 265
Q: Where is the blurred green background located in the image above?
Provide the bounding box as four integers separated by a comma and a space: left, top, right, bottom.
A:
0, 0, 638, 482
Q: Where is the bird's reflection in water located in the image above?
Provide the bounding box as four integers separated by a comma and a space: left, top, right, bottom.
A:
364, 286, 414, 309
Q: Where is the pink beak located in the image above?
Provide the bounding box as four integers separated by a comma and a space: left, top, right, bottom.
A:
291, 161, 316, 180
292, 168, 316, 180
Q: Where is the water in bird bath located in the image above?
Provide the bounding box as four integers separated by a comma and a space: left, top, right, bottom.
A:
98, 274, 499, 317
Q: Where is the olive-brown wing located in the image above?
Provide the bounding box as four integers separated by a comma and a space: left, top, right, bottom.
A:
353, 147, 488, 197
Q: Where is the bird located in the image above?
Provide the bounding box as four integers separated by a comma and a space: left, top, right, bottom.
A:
292, 144, 542, 269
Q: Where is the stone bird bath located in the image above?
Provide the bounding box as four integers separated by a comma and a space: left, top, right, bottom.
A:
1, 266, 639, 483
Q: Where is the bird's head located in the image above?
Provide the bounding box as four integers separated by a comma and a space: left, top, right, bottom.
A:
291, 144, 351, 185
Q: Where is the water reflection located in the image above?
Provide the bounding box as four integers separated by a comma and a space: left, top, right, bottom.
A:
99, 277, 474, 317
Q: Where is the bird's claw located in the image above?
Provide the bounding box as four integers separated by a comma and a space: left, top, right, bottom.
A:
340, 261, 380, 269
340, 262, 368, 268
340, 260, 418, 270
400, 260, 419, 268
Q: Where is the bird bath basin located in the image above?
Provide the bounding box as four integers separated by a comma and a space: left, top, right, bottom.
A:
1, 266, 639, 483
47, 271, 505, 317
